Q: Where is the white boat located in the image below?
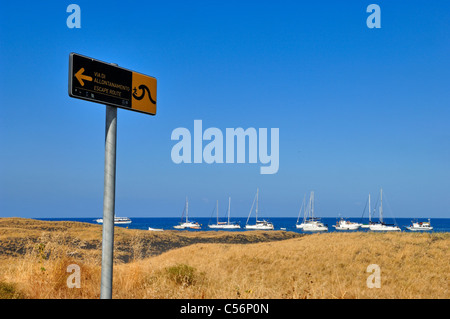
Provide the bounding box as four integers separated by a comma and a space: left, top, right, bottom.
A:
297, 191, 328, 232
245, 188, 274, 230
148, 227, 164, 231
95, 217, 132, 225
406, 219, 433, 231
208, 198, 241, 229
370, 223, 401, 231
245, 220, 274, 230
174, 197, 201, 229
369, 189, 401, 232
333, 218, 361, 230
301, 219, 328, 232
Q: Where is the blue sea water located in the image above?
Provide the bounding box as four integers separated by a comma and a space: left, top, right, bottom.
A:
37, 217, 450, 233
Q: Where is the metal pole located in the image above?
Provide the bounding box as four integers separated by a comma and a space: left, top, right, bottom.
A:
100, 105, 117, 299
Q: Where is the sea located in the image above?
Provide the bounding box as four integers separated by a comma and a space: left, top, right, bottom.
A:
36, 217, 450, 233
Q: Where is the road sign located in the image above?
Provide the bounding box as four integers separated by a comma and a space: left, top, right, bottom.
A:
69, 53, 157, 115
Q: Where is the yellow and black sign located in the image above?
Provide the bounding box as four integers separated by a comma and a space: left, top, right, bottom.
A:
69, 53, 157, 115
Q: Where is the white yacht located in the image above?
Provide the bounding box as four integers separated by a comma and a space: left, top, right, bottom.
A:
301, 219, 328, 232
95, 217, 132, 225
245, 188, 274, 230
245, 220, 274, 230
297, 191, 328, 232
174, 197, 201, 229
369, 223, 401, 232
406, 219, 433, 231
369, 189, 401, 232
209, 198, 241, 229
333, 218, 361, 230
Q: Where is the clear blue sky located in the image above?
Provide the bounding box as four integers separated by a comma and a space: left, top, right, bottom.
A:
1, 1, 449, 218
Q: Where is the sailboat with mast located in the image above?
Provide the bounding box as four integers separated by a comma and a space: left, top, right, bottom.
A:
173, 197, 201, 229
296, 191, 328, 232
245, 188, 274, 230
208, 197, 241, 229
369, 189, 401, 231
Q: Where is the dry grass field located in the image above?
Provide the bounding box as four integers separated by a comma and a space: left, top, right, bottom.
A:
0, 218, 448, 299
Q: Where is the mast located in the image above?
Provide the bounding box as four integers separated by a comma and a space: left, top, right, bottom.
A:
216, 200, 219, 224
303, 193, 309, 223
227, 197, 231, 224
186, 197, 189, 223
297, 194, 306, 224
256, 188, 259, 222
305, 192, 312, 222
311, 191, 315, 219
379, 188, 383, 223
246, 190, 257, 226
368, 194, 371, 223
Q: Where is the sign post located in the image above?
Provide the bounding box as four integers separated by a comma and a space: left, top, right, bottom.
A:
68, 53, 157, 299
100, 104, 117, 299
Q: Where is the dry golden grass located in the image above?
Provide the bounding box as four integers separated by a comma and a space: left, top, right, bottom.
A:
0, 218, 448, 299
117, 232, 449, 299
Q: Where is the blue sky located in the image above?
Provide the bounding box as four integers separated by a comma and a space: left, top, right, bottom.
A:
0, 1, 449, 218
